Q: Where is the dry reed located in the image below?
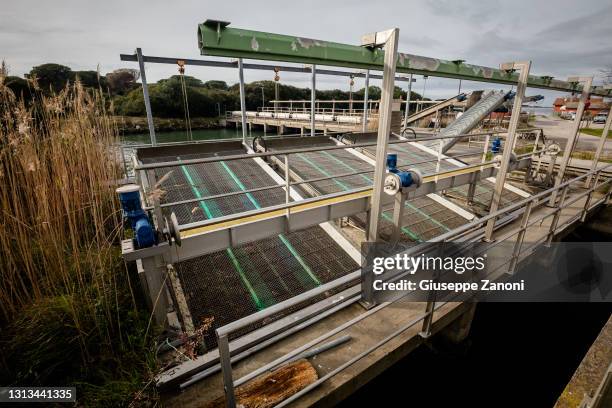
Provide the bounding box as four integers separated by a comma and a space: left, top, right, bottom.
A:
0, 63, 155, 403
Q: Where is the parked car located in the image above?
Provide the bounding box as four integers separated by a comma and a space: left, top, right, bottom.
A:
593, 114, 608, 124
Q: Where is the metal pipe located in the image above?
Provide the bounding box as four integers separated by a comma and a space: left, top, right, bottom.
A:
311, 65, 316, 137
178, 294, 360, 389
362, 70, 370, 133
403, 73, 413, 129
484, 61, 531, 241
275, 302, 447, 408
120, 53, 414, 82
238, 58, 247, 145
136, 48, 157, 146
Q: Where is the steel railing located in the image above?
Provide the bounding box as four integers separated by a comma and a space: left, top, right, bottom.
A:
213, 162, 611, 407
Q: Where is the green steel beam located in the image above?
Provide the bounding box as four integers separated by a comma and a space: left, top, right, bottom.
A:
198, 21, 612, 97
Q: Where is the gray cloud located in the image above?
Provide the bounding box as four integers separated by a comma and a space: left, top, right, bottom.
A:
1, 0, 610, 105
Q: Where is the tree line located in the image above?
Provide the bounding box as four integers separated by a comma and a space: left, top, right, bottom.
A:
4, 63, 425, 118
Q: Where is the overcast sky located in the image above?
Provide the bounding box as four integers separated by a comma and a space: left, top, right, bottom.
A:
2, 0, 611, 104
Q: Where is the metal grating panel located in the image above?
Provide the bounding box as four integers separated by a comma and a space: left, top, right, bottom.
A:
175, 225, 358, 349
139, 141, 359, 349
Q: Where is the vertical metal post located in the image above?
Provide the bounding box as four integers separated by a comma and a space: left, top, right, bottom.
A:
581, 170, 600, 222
136, 48, 156, 146
586, 105, 612, 187
311, 64, 316, 136
390, 191, 406, 245
284, 155, 291, 206
349, 75, 354, 113
237, 58, 248, 145
362, 70, 370, 133
545, 185, 569, 246
274, 81, 279, 113
484, 61, 531, 241
549, 76, 592, 205
218, 334, 236, 408
435, 138, 443, 182
367, 28, 400, 243
508, 201, 533, 274
403, 74, 413, 130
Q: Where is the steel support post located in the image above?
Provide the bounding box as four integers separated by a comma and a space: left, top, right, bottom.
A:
391, 191, 407, 245
508, 201, 533, 274
218, 334, 236, 408
140, 256, 168, 326
403, 73, 413, 130
484, 61, 531, 241
311, 64, 316, 137
467, 172, 477, 205
586, 105, 612, 187
549, 76, 592, 205
367, 28, 400, 242
420, 298, 436, 338
581, 170, 600, 222
136, 48, 157, 146
362, 70, 370, 133
362, 28, 399, 309
146, 169, 164, 227
545, 185, 569, 246
237, 58, 248, 145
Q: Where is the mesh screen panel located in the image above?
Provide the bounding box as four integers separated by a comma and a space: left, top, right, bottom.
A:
175, 225, 357, 349
139, 143, 359, 349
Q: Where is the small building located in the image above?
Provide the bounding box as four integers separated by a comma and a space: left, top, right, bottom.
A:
553, 97, 610, 115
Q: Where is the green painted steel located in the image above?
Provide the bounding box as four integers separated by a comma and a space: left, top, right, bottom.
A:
198, 22, 611, 97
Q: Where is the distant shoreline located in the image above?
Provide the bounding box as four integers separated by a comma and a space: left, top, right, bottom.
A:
114, 116, 223, 133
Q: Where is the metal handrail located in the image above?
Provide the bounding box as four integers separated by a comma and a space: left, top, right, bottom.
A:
173, 152, 541, 234
134, 127, 542, 171
214, 163, 611, 407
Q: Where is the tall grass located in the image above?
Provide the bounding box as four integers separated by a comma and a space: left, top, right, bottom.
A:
0, 64, 156, 404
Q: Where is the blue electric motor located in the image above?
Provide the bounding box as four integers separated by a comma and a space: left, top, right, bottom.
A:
491, 138, 502, 154
116, 184, 156, 248
384, 154, 422, 195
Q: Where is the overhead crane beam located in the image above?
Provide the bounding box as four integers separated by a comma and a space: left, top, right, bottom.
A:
197, 20, 612, 97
